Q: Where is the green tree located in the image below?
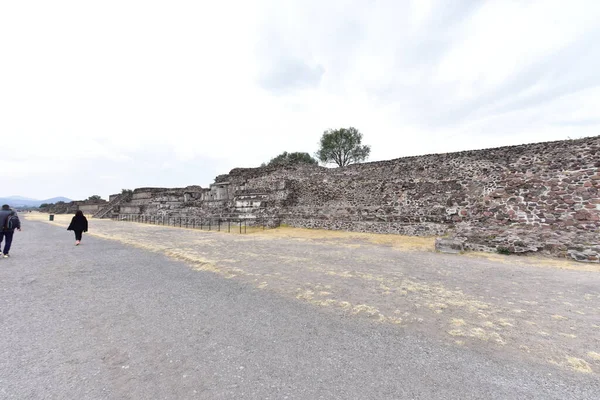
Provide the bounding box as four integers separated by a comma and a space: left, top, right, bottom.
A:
265, 151, 318, 167
87, 195, 102, 201
316, 127, 371, 167
39, 203, 49, 208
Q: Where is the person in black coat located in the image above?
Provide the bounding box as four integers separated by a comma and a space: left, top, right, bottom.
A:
0, 204, 21, 257
67, 210, 88, 246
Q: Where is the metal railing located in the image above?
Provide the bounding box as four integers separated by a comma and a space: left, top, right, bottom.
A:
111, 213, 448, 237
113, 214, 280, 234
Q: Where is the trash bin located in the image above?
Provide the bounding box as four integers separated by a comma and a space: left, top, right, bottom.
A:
49, 215, 54, 221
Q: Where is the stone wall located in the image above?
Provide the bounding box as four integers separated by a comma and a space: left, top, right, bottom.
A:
45, 199, 107, 214
78, 204, 103, 214
111, 136, 600, 262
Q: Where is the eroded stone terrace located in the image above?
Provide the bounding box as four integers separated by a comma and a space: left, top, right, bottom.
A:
88, 135, 600, 262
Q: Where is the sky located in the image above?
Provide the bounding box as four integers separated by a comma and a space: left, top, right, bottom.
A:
1, 0, 599, 200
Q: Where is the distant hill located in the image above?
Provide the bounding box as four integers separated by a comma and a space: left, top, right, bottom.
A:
5, 196, 38, 201
0, 196, 73, 208
42, 197, 73, 204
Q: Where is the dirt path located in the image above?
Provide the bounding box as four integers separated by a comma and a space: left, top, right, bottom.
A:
29, 213, 600, 375
5, 219, 600, 399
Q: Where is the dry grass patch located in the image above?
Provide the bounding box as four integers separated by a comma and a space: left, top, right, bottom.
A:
559, 333, 577, 339
25, 212, 72, 225
587, 352, 600, 361
465, 250, 599, 272
496, 318, 514, 327
255, 226, 435, 252
566, 357, 593, 373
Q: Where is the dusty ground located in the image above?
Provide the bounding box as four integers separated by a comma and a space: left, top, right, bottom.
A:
28, 213, 600, 375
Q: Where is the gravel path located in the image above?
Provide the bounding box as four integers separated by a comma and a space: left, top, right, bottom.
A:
32, 214, 600, 374
1, 218, 598, 399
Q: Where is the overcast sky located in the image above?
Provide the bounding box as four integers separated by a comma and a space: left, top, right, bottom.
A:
1, 0, 599, 200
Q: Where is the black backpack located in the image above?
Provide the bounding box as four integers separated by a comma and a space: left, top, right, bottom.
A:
3, 212, 19, 231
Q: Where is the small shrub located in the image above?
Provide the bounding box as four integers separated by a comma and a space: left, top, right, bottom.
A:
496, 247, 512, 255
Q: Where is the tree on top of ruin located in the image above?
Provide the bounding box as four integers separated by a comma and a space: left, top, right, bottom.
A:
316, 127, 371, 167
263, 151, 318, 167
87, 195, 102, 201
121, 189, 133, 201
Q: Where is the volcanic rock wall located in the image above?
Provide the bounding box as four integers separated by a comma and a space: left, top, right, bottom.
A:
114, 136, 600, 262
45, 199, 107, 214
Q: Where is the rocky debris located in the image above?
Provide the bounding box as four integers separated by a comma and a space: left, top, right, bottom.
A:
435, 238, 465, 254
568, 248, 600, 263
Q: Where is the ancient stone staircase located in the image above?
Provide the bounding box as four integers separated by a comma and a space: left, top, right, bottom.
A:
92, 194, 124, 219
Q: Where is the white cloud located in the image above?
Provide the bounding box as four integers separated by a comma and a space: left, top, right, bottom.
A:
1, 0, 599, 199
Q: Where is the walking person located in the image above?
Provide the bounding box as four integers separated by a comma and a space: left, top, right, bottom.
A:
67, 210, 88, 246
0, 204, 21, 258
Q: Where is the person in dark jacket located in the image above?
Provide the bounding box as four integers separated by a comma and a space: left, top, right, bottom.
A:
0, 204, 21, 258
67, 210, 88, 246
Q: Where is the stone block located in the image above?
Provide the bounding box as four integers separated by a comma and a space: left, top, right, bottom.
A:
435, 238, 464, 254
568, 250, 600, 263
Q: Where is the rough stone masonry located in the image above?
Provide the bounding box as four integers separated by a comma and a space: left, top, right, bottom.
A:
101, 136, 599, 262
